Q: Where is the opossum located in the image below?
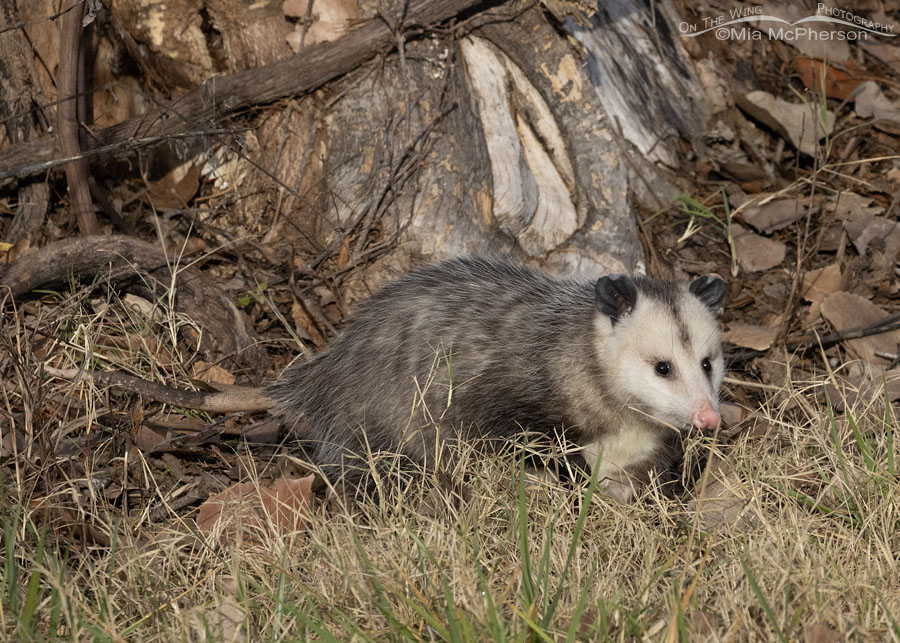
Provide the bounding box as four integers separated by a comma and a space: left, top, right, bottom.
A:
50, 257, 725, 501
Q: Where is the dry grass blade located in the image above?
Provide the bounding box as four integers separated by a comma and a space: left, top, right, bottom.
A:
4, 335, 899, 639
1, 230, 898, 642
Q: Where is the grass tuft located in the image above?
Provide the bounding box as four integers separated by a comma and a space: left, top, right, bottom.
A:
2, 291, 900, 640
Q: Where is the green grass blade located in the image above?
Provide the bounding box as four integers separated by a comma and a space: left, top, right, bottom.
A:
741, 558, 787, 643
351, 534, 421, 640
541, 457, 602, 628
508, 604, 555, 643
273, 549, 289, 640
18, 527, 46, 637
883, 375, 895, 477
846, 410, 876, 472
768, 480, 859, 528
407, 527, 471, 642
48, 585, 61, 641
471, 524, 505, 642
4, 505, 19, 617
876, 590, 900, 637
517, 458, 535, 614
825, 387, 852, 490
675, 591, 689, 643
564, 569, 596, 643
536, 508, 560, 615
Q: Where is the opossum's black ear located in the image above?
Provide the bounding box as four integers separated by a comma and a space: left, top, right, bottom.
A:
689, 274, 725, 311
595, 274, 638, 324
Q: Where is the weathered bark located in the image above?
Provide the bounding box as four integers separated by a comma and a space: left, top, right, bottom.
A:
0, 0, 493, 185
0, 4, 47, 144
2, 0, 714, 298
8, 183, 49, 243
564, 0, 708, 167
306, 0, 707, 278
0, 1, 51, 242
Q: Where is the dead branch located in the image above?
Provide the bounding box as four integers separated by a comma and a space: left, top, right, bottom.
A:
0, 235, 269, 370
57, 0, 97, 234
0, 0, 494, 186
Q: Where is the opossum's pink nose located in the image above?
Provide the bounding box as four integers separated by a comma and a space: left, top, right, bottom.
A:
693, 400, 720, 431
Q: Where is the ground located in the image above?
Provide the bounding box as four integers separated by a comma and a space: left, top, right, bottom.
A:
1, 0, 900, 641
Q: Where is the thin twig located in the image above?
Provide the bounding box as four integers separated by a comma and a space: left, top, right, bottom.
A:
727, 313, 900, 364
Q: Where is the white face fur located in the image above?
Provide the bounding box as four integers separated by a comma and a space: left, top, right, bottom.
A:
596, 284, 724, 431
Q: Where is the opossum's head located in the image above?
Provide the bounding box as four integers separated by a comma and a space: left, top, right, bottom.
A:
594, 273, 725, 432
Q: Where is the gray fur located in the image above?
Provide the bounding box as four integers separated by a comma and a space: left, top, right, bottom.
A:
269, 257, 725, 498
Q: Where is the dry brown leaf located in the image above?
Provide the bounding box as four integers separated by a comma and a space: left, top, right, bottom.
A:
337, 237, 350, 270
825, 368, 900, 413
802, 623, 844, 643
1, 239, 33, 264
730, 223, 786, 272
801, 264, 842, 304
122, 293, 165, 323
577, 608, 598, 638
181, 236, 210, 255
133, 425, 167, 452
0, 429, 27, 458
843, 216, 900, 263
284, 0, 359, 51
820, 292, 900, 365
719, 401, 748, 429
828, 191, 882, 220
192, 361, 236, 386
282, 0, 307, 15
744, 418, 779, 441
291, 299, 326, 348
754, 6, 850, 61
860, 40, 900, 67
145, 412, 210, 432
794, 57, 866, 101
741, 197, 810, 234
689, 610, 720, 638
686, 461, 756, 532
188, 596, 246, 643
723, 323, 778, 351
196, 476, 314, 546
854, 81, 900, 132
145, 162, 200, 211
28, 500, 111, 546
737, 91, 834, 156
242, 419, 282, 445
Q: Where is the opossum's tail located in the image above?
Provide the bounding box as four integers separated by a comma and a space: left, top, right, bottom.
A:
45, 367, 272, 413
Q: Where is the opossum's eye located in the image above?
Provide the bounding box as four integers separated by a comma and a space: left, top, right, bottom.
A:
654, 361, 671, 377
701, 357, 712, 374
